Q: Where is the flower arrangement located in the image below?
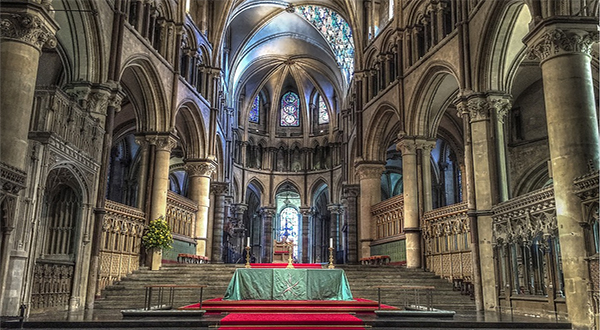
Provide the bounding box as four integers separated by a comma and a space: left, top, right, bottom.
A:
142, 216, 173, 250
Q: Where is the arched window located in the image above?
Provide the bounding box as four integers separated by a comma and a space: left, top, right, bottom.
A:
249, 95, 259, 123
318, 96, 329, 124
279, 206, 299, 256
280, 91, 300, 127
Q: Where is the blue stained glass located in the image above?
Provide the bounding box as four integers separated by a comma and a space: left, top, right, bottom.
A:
295, 5, 355, 83
280, 206, 299, 257
249, 95, 259, 123
318, 96, 329, 124
280, 91, 299, 127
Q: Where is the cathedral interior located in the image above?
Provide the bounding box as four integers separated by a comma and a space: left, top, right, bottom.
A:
0, 0, 599, 329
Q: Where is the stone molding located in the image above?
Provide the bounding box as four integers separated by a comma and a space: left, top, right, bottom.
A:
0, 11, 56, 50
490, 97, 512, 124
327, 203, 344, 214
184, 160, 216, 178
260, 207, 276, 217
342, 184, 360, 199
396, 138, 418, 155
232, 203, 248, 214
528, 28, 597, 62
299, 207, 313, 217
0, 162, 27, 196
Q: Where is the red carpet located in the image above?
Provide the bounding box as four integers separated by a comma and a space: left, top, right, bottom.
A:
181, 297, 398, 314
249, 263, 324, 268
219, 313, 366, 329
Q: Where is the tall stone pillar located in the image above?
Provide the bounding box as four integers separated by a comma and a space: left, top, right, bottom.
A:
397, 138, 420, 268
232, 203, 248, 257
210, 182, 228, 263
146, 134, 177, 270
418, 140, 437, 213
355, 162, 385, 259
300, 207, 312, 263
260, 207, 275, 263
460, 95, 499, 310
341, 185, 360, 264
134, 136, 150, 209
525, 24, 598, 329
0, 4, 57, 314
328, 204, 343, 263
185, 160, 216, 256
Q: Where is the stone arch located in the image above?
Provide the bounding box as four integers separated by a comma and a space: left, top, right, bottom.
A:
406, 62, 460, 137
476, 1, 532, 92
310, 178, 330, 205
214, 133, 226, 181
174, 100, 208, 159
364, 103, 402, 161
513, 161, 552, 197
119, 56, 170, 132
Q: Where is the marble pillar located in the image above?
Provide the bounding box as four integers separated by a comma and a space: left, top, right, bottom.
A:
355, 162, 385, 259
397, 138, 420, 268
526, 25, 599, 330
185, 160, 216, 257
210, 182, 228, 263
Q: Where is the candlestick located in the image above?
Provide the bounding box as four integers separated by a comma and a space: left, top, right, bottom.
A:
244, 246, 251, 268
330, 238, 333, 249
247, 237, 250, 247
328, 247, 335, 269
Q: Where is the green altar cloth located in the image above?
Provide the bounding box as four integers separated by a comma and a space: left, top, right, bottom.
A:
223, 268, 353, 301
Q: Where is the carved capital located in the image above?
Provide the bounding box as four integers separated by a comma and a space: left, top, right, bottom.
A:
528, 28, 597, 62
232, 203, 248, 214
466, 97, 491, 121
300, 207, 313, 217
355, 162, 385, 180
185, 160, 216, 178
416, 139, 437, 153
490, 97, 512, 124
210, 182, 228, 195
396, 138, 418, 156
0, 12, 56, 50
260, 207, 276, 217
146, 134, 178, 152
342, 184, 360, 198
327, 203, 344, 214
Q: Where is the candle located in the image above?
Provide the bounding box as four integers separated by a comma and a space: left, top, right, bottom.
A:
330, 238, 333, 248
247, 237, 250, 247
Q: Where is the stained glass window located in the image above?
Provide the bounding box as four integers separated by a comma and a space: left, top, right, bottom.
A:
318, 96, 329, 124
294, 5, 355, 83
249, 95, 259, 123
280, 91, 300, 127
280, 206, 299, 257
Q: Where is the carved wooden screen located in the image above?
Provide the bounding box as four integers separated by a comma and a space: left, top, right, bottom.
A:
31, 185, 79, 311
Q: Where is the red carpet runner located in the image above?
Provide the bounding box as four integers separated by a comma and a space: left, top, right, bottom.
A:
219, 313, 366, 329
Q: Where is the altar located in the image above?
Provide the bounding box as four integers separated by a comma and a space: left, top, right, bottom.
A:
223, 268, 353, 301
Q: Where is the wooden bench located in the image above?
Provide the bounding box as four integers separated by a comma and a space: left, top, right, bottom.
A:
177, 253, 210, 264
360, 255, 391, 265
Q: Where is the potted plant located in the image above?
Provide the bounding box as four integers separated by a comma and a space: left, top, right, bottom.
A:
142, 216, 173, 270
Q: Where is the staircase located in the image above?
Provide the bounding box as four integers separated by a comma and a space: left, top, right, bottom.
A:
94, 263, 475, 314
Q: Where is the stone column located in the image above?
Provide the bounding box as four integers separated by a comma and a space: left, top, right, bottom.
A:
397, 138, 421, 268
525, 25, 598, 329
328, 204, 343, 263
134, 136, 150, 209
0, 6, 57, 312
355, 162, 385, 259
490, 96, 512, 202
185, 159, 216, 257
341, 185, 360, 264
461, 96, 499, 310
260, 207, 276, 263
146, 134, 177, 270
300, 207, 312, 263
232, 203, 248, 257
418, 140, 437, 213
210, 182, 228, 263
